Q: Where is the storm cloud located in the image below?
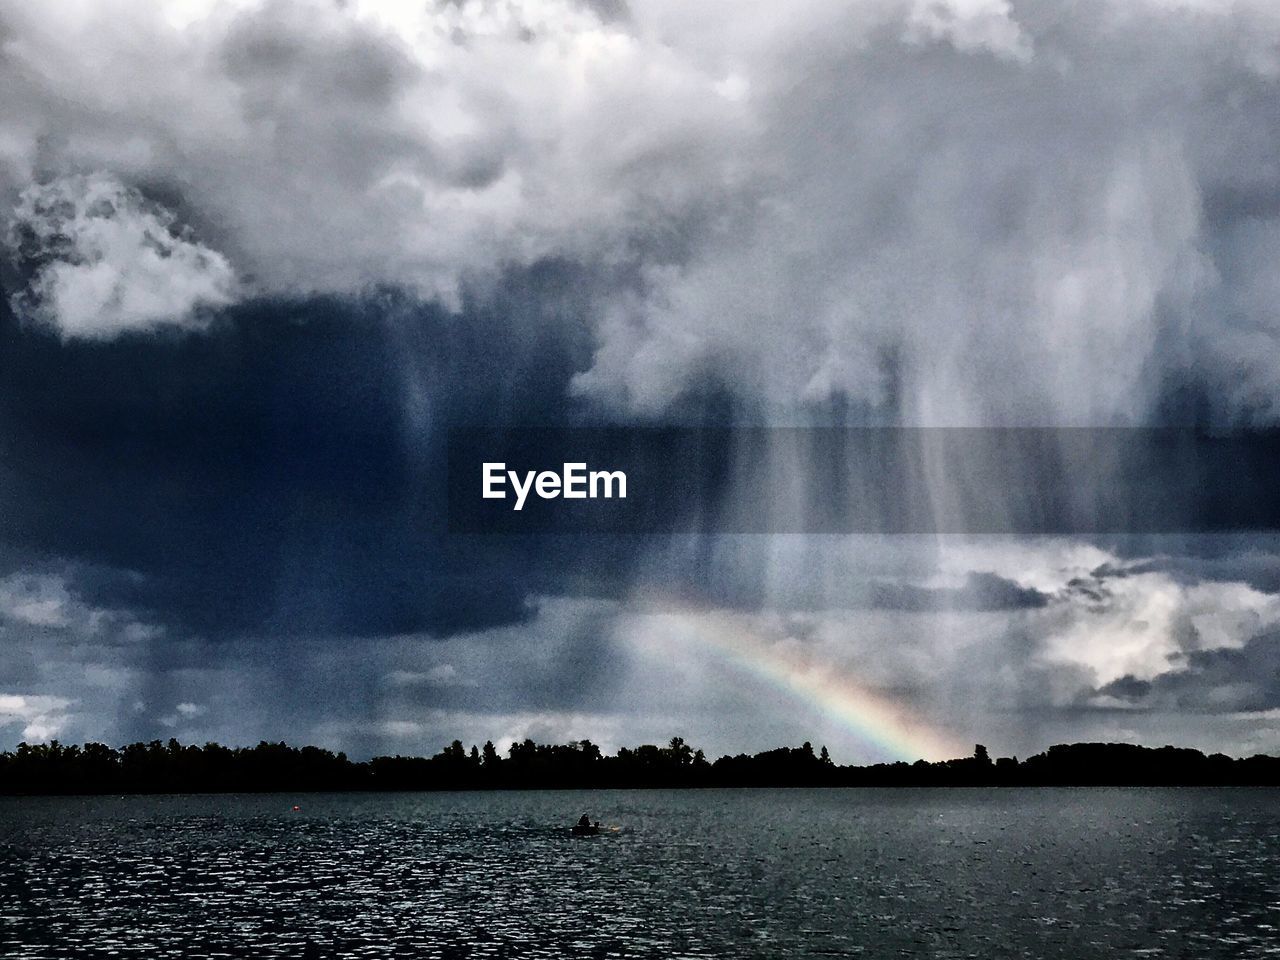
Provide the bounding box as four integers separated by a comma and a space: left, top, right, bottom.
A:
0, 1, 1278, 420
4, 0, 1280, 760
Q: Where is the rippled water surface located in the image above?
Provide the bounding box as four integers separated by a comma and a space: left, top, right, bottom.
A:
1, 788, 1278, 958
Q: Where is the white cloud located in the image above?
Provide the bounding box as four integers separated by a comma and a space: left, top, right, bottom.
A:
386, 664, 477, 688
159, 702, 209, 727
0, 0, 750, 314
0, 693, 74, 742
0, 573, 74, 627
1, 1, 1277, 422
0, 571, 158, 640
927, 539, 1280, 687
905, 0, 1031, 61
1045, 572, 1280, 687
8, 174, 237, 339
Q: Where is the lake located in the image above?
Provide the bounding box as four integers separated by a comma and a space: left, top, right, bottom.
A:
0, 788, 1276, 958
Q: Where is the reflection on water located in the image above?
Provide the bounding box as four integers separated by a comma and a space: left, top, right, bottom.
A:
1, 788, 1277, 958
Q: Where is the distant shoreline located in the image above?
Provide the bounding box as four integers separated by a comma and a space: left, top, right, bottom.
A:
5, 738, 1280, 795
7, 783, 1280, 799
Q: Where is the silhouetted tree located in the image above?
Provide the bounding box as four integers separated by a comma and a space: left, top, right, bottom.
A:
2, 736, 1278, 794
666, 737, 694, 765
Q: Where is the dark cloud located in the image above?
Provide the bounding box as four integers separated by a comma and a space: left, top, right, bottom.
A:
7, 0, 1280, 761
0, 266, 633, 640
1095, 629, 1280, 715
1095, 675, 1153, 702
578, 0, 629, 25
868, 571, 1051, 611
1092, 547, 1280, 596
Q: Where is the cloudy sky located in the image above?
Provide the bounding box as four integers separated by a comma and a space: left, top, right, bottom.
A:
5, 0, 1280, 762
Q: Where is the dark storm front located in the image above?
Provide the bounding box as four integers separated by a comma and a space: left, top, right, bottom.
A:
445, 428, 1280, 534
2, 789, 1276, 959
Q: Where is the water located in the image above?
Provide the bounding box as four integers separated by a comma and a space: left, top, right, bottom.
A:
1, 788, 1277, 958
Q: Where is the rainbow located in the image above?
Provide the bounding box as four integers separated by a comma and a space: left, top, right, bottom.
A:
647, 609, 968, 763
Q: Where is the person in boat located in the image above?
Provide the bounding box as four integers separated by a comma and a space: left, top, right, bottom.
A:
573, 813, 598, 834
577, 813, 591, 829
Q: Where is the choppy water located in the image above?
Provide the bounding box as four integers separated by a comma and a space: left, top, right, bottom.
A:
1, 788, 1278, 958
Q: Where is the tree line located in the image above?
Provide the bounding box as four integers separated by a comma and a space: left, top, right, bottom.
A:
2, 737, 1279, 794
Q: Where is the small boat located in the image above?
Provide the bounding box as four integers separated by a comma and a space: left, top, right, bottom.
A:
571, 814, 600, 835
